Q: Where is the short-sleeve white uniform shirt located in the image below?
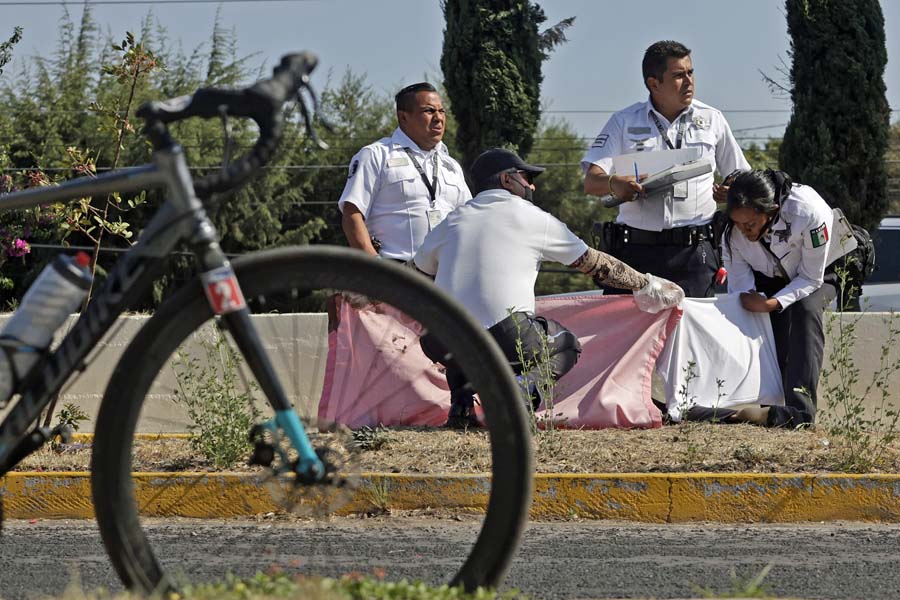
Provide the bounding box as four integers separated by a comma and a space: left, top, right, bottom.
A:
722, 184, 834, 310
581, 98, 750, 230
337, 128, 471, 261
414, 189, 589, 328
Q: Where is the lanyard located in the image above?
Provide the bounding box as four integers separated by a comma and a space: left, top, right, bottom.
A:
758, 225, 790, 280
403, 147, 439, 204
649, 111, 687, 150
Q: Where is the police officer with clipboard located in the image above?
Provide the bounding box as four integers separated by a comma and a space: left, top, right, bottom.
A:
581, 40, 750, 297
338, 83, 471, 261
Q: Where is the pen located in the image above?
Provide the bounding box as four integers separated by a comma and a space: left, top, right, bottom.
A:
633, 161, 640, 183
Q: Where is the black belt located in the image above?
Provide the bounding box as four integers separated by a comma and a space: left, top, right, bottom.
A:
615, 223, 714, 246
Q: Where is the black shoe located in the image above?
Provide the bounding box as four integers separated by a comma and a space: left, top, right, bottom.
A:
444, 397, 481, 429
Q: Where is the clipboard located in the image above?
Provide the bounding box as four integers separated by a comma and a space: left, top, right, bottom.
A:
640, 159, 712, 191
601, 159, 712, 208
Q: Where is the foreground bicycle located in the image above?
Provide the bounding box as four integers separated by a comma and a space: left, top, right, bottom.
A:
0, 52, 533, 594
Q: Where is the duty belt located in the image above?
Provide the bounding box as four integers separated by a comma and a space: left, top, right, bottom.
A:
613, 223, 714, 246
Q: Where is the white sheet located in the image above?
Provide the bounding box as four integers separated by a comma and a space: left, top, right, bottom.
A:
656, 295, 784, 421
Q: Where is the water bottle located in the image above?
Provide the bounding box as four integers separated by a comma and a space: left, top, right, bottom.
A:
0, 252, 93, 405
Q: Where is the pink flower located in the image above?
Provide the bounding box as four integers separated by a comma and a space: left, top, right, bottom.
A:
7, 238, 30, 258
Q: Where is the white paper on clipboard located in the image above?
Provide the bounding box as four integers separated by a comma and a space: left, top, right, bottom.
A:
611, 148, 701, 178
610, 148, 703, 231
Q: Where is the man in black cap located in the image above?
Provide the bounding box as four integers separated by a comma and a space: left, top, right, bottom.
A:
414, 148, 684, 427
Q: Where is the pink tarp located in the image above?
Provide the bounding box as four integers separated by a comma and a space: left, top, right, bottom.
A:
318, 294, 681, 429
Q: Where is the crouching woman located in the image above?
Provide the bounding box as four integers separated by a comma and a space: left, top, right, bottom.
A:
721, 169, 837, 427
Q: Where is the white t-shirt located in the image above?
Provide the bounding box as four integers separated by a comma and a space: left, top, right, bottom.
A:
581, 98, 749, 230
414, 189, 589, 328
337, 128, 471, 260
722, 184, 834, 310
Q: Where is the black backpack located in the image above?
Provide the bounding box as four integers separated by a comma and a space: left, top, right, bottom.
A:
828, 223, 876, 310
832, 223, 876, 282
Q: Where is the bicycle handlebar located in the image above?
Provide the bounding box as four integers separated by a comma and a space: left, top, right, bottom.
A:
136, 52, 319, 199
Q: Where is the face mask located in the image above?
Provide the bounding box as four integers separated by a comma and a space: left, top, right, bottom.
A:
521, 187, 533, 202
505, 172, 533, 201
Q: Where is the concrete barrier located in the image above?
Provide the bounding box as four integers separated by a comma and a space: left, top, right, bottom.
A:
0, 311, 896, 432
819, 311, 900, 424
0, 313, 329, 432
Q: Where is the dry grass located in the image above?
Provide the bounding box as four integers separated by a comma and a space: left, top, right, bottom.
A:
14, 423, 900, 474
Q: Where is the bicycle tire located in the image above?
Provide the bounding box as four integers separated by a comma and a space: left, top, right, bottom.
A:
90, 245, 533, 594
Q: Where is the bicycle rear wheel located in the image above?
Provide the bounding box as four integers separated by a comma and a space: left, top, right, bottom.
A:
90, 246, 533, 594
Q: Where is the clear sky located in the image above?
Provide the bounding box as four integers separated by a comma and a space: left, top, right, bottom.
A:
2, 0, 898, 146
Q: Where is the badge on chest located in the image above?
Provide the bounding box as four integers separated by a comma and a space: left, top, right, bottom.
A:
773, 220, 792, 243
388, 156, 410, 168
427, 209, 442, 230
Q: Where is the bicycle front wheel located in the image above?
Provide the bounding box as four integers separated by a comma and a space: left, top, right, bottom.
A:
90, 246, 533, 595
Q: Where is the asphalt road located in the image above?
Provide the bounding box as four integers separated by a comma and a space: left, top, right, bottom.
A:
2, 517, 900, 599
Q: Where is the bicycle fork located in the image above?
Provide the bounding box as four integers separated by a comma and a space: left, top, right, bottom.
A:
191, 221, 325, 483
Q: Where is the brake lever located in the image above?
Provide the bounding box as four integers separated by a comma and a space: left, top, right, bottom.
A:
296, 83, 334, 150
304, 82, 335, 134
218, 105, 234, 167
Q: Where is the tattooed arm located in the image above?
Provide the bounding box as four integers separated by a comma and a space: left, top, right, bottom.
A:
569, 247, 648, 291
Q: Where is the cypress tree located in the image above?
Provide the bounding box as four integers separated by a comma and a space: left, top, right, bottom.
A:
0, 27, 22, 76
779, 0, 890, 232
441, 0, 572, 171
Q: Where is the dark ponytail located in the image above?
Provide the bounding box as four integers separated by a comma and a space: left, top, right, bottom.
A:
763, 168, 793, 204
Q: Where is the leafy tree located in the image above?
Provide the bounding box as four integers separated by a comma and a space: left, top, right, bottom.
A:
0, 9, 492, 308
441, 0, 573, 171
778, 0, 890, 232
0, 8, 279, 306
280, 69, 394, 248
744, 138, 782, 171
0, 26, 22, 75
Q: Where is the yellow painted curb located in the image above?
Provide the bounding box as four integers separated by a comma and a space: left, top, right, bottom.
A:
3, 472, 900, 522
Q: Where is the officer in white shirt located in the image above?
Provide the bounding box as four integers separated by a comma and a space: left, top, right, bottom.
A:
582, 40, 750, 298
415, 148, 684, 428
338, 82, 471, 261
719, 169, 837, 427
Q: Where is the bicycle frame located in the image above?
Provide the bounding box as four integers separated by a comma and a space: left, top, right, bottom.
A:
0, 144, 323, 478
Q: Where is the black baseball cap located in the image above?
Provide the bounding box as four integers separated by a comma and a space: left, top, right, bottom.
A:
470, 148, 545, 184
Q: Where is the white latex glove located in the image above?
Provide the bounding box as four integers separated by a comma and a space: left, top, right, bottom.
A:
633, 274, 685, 313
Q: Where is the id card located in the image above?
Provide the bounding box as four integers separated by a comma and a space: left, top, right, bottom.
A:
673, 180, 689, 199
426, 209, 442, 230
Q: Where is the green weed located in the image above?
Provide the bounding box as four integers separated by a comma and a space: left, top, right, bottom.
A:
673, 362, 728, 469
50, 402, 90, 451
352, 425, 394, 451
820, 308, 900, 471
819, 264, 900, 471
171, 324, 261, 470
510, 312, 564, 434
362, 477, 392, 515
693, 563, 774, 598
54, 571, 525, 599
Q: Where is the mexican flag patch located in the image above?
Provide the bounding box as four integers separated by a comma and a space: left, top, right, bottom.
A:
810, 222, 829, 248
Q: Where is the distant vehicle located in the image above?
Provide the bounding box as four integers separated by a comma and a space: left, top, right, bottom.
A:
859, 216, 900, 311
